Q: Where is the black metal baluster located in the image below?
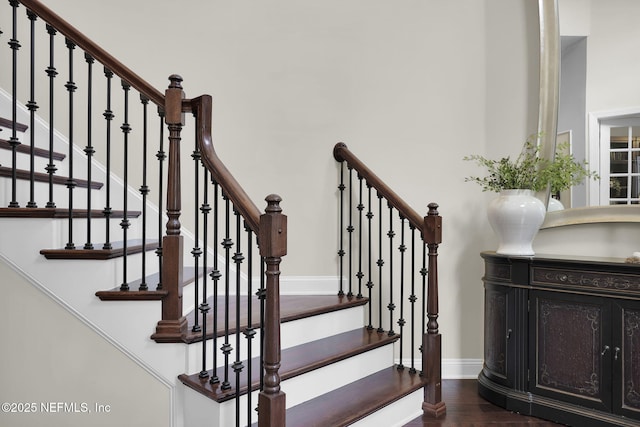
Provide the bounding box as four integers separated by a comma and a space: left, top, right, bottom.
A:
397, 215, 406, 368
356, 174, 364, 299
420, 241, 427, 375
155, 109, 165, 289
64, 38, 76, 249
387, 202, 395, 336
221, 194, 233, 390
83, 53, 94, 249
366, 183, 374, 330
337, 162, 345, 297
209, 180, 221, 385
347, 167, 354, 298
138, 94, 149, 290
45, 24, 57, 208
199, 169, 211, 379
233, 208, 245, 426
377, 193, 384, 333
409, 226, 417, 374
26, 9, 38, 208
244, 225, 256, 423
191, 127, 202, 332
119, 80, 131, 290
8, 0, 20, 208
102, 67, 113, 250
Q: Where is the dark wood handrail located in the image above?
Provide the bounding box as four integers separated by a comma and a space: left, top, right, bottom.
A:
18, 0, 165, 107
333, 142, 425, 233
189, 95, 262, 234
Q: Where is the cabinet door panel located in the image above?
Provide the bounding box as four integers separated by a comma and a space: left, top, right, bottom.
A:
616, 303, 640, 418
530, 291, 611, 412
484, 285, 509, 384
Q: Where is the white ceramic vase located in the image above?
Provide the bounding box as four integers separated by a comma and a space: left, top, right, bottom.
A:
487, 189, 546, 256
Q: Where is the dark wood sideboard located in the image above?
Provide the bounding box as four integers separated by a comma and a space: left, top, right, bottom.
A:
479, 251, 640, 427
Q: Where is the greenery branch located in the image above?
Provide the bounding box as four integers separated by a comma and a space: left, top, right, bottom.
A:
464, 134, 599, 193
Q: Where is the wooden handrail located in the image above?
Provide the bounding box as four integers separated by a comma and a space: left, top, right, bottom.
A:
18, 0, 165, 107
189, 95, 262, 234
333, 142, 425, 233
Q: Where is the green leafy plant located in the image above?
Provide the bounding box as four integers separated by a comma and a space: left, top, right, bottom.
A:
464, 135, 598, 193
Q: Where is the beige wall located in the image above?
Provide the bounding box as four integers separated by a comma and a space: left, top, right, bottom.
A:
7, 0, 539, 369
0, 260, 171, 427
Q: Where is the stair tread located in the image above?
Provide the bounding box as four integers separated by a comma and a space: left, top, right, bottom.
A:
0, 138, 66, 160
182, 294, 368, 344
40, 239, 159, 259
0, 117, 28, 132
0, 207, 140, 218
95, 266, 210, 300
283, 366, 426, 427
179, 327, 399, 403
0, 166, 103, 189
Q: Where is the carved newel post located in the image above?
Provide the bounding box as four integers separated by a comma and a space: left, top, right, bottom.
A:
258, 194, 287, 426
152, 75, 187, 342
422, 203, 446, 417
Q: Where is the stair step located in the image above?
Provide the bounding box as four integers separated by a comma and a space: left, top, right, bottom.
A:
40, 239, 159, 260
182, 294, 368, 344
179, 327, 399, 403
282, 366, 426, 427
0, 166, 103, 189
0, 207, 139, 218
95, 266, 209, 300
0, 117, 28, 132
0, 138, 66, 160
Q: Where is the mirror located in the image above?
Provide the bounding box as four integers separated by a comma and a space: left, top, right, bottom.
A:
539, 0, 640, 228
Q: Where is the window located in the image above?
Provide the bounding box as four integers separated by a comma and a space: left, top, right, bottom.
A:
598, 118, 640, 205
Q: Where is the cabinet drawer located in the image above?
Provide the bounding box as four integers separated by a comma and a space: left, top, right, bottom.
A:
532, 266, 640, 297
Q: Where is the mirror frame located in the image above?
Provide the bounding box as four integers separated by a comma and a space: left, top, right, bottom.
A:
538, 0, 640, 229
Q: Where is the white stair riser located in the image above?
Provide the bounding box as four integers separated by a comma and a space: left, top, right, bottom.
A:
183, 343, 397, 427
350, 389, 424, 427
185, 305, 366, 374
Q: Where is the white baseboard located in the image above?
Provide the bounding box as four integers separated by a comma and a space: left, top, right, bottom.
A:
398, 358, 482, 379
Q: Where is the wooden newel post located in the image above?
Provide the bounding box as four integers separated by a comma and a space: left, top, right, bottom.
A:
258, 194, 287, 426
422, 202, 446, 417
152, 75, 188, 342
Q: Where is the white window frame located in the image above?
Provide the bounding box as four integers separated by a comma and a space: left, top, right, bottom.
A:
588, 108, 640, 206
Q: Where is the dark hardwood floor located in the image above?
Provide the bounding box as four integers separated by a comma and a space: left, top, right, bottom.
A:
403, 379, 562, 426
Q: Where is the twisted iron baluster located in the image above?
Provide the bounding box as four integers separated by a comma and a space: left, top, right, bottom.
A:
26, 9, 38, 208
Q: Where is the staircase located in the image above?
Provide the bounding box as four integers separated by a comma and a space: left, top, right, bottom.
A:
0, 1, 444, 426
